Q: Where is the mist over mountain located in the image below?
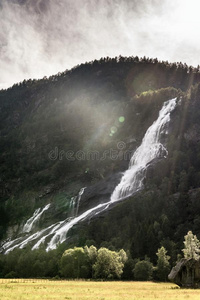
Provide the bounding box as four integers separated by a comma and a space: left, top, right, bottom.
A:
1, 0, 200, 90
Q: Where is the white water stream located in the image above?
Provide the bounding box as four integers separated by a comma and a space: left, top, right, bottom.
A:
111, 98, 177, 201
22, 204, 51, 233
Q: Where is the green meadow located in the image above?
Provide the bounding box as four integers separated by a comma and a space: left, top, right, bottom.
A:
0, 280, 200, 300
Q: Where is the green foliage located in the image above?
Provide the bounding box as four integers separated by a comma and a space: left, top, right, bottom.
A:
58, 246, 128, 280
133, 259, 153, 281
93, 247, 127, 280
60, 247, 89, 279
121, 258, 136, 280
118, 249, 128, 264
4, 271, 18, 278
0, 245, 129, 280
182, 231, 200, 260
84, 245, 98, 277
155, 246, 170, 281
0, 247, 60, 278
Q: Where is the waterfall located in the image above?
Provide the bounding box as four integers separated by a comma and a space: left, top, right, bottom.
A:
46, 201, 109, 251
69, 197, 76, 216
69, 187, 86, 217
4, 225, 55, 254
2, 189, 86, 253
22, 208, 40, 233
22, 204, 51, 233
111, 98, 177, 202
75, 187, 86, 216
2, 98, 176, 253
31, 220, 66, 251
44, 98, 177, 251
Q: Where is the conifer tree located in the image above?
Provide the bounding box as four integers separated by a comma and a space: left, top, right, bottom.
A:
182, 231, 200, 260
156, 246, 170, 281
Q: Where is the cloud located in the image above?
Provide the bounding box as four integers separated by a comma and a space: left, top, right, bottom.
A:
0, 0, 199, 89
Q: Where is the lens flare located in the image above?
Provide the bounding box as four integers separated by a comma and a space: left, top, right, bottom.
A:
111, 126, 118, 134
119, 116, 125, 123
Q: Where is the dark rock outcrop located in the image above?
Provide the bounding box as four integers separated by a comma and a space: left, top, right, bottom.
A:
78, 172, 123, 214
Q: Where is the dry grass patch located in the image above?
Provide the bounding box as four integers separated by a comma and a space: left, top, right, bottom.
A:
0, 279, 200, 300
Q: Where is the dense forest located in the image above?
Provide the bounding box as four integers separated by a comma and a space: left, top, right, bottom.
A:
1, 56, 200, 279
0, 243, 171, 281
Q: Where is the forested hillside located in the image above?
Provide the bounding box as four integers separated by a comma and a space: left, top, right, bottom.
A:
1, 56, 200, 275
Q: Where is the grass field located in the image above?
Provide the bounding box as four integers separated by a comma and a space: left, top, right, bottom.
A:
0, 279, 200, 300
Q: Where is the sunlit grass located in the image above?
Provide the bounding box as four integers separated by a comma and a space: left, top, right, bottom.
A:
0, 279, 199, 300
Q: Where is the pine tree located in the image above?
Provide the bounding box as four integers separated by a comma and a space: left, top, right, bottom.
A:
182, 231, 200, 260
156, 246, 170, 281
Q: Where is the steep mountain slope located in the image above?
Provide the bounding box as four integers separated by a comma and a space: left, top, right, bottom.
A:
1, 56, 200, 263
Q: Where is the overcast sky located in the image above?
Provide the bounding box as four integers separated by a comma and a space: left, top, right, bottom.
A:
0, 0, 200, 89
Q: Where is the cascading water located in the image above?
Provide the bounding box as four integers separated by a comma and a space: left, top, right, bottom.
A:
75, 187, 86, 216
69, 197, 76, 216
43, 98, 177, 251
2, 188, 87, 253
22, 208, 40, 233
69, 187, 86, 218
2, 98, 177, 253
111, 98, 177, 202
2, 203, 51, 253
22, 204, 51, 233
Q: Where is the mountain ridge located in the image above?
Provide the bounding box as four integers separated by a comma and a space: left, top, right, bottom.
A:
1, 56, 200, 265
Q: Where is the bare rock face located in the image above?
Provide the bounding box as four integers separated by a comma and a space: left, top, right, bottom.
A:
168, 258, 200, 288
